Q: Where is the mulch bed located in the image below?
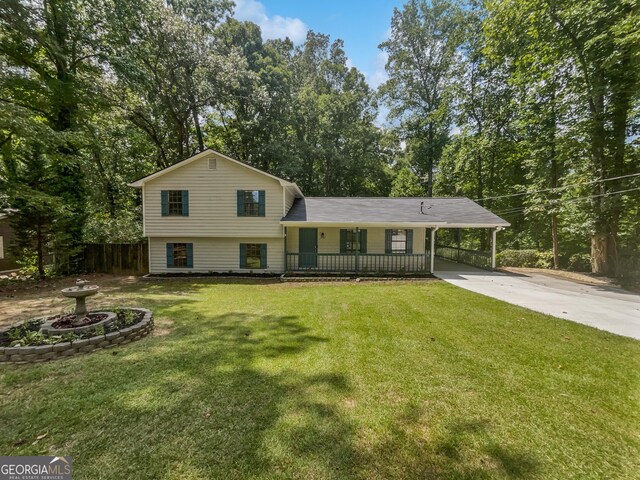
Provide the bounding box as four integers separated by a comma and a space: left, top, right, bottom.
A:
51, 313, 109, 329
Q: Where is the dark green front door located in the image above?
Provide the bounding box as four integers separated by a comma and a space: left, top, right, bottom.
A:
299, 228, 318, 267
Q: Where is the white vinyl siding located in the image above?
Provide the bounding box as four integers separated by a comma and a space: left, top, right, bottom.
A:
149, 237, 284, 273
287, 227, 426, 254
143, 153, 285, 237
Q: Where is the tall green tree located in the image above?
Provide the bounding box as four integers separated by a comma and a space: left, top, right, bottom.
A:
0, 0, 109, 271
485, 0, 640, 275
108, 0, 236, 168
379, 0, 466, 196
390, 166, 426, 197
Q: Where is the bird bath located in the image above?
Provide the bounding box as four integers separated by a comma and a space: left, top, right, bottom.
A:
61, 279, 99, 316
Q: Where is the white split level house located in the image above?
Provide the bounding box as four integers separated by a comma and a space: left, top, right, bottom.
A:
129, 149, 510, 275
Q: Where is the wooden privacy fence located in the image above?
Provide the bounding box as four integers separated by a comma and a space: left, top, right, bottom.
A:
81, 242, 148, 275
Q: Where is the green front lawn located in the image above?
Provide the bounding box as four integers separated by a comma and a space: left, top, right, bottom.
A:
1, 280, 638, 479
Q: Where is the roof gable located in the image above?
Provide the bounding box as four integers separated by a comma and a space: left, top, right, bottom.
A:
129, 149, 302, 196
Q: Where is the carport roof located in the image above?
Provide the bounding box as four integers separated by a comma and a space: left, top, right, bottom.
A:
281, 197, 510, 228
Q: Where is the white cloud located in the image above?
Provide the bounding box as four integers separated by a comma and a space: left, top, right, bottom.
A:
369, 51, 389, 88
234, 0, 308, 44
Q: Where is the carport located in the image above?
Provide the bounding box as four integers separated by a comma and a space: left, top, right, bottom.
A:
426, 224, 508, 274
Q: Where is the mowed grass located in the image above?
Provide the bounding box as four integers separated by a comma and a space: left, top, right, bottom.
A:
1, 279, 639, 479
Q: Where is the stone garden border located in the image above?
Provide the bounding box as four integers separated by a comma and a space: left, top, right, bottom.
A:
0, 308, 153, 365
40, 311, 117, 337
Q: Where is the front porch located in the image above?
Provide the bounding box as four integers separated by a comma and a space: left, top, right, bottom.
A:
283, 226, 501, 274
286, 252, 430, 273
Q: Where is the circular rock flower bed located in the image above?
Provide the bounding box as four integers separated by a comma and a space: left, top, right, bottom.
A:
0, 308, 153, 365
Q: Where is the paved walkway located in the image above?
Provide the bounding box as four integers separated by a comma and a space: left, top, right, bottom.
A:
434, 258, 640, 340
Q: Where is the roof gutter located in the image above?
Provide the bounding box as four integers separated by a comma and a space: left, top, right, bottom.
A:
280, 221, 509, 228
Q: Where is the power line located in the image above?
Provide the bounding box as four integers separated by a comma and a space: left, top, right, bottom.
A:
495, 187, 640, 216
417, 172, 640, 210
469, 172, 640, 203
497, 187, 640, 215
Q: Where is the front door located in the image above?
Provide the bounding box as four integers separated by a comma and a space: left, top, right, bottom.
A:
299, 228, 318, 267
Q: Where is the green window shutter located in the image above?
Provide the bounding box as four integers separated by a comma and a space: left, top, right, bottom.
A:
258, 190, 266, 216
260, 244, 267, 268
406, 229, 413, 254
385, 229, 392, 254
237, 191, 245, 216
186, 243, 193, 268
161, 191, 169, 216
359, 230, 367, 254
182, 191, 189, 216
340, 229, 347, 254
239, 243, 247, 268
166, 243, 173, 268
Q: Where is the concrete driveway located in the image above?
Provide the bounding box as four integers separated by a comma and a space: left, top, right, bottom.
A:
434, 259, 640, 340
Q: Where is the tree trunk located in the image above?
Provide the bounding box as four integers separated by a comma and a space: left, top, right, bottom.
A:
589, 73, 613, 275
551, 213, 560, 269
186, 68, 205, 151
549, 90, 560, 270
589, 217, 615, 277
36, 224, 45, 280
191, 104, 204, 151
426, 125, 434, 197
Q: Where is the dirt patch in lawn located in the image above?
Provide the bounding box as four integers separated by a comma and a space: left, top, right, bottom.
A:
0, 274, 144, 328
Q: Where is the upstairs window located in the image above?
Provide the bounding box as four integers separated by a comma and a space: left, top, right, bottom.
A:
385, 229, 413, 254
237, 190, 265, 217
161, 190, 189, 216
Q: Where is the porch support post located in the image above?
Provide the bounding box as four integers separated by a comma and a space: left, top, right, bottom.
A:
355, 227, 360, 273
283, 226, 288, 272
430, 227, 439, 273
491, 227, 502, 270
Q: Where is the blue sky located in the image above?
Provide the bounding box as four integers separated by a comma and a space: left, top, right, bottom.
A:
233, 0, 404, 88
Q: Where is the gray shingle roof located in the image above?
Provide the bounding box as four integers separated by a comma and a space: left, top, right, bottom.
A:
281, 197, 510, 227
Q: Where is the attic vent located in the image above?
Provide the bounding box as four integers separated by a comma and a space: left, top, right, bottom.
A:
208, 158, 217, 170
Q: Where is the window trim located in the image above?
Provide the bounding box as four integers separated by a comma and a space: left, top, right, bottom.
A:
385, 229, 412, 255
391, 229, 407, 254
237, 190, 265, 217
240, 243, 267, 269
161, 190, 189, 216
345, 229, 358, 253
168, 191, 184, 216
166, 242, 193, 269
0, 235, 4, 259
340, 229, 367, 254
244, 190, 261, 217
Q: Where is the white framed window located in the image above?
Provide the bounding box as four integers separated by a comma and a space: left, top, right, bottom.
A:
391, 229, 407, 254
